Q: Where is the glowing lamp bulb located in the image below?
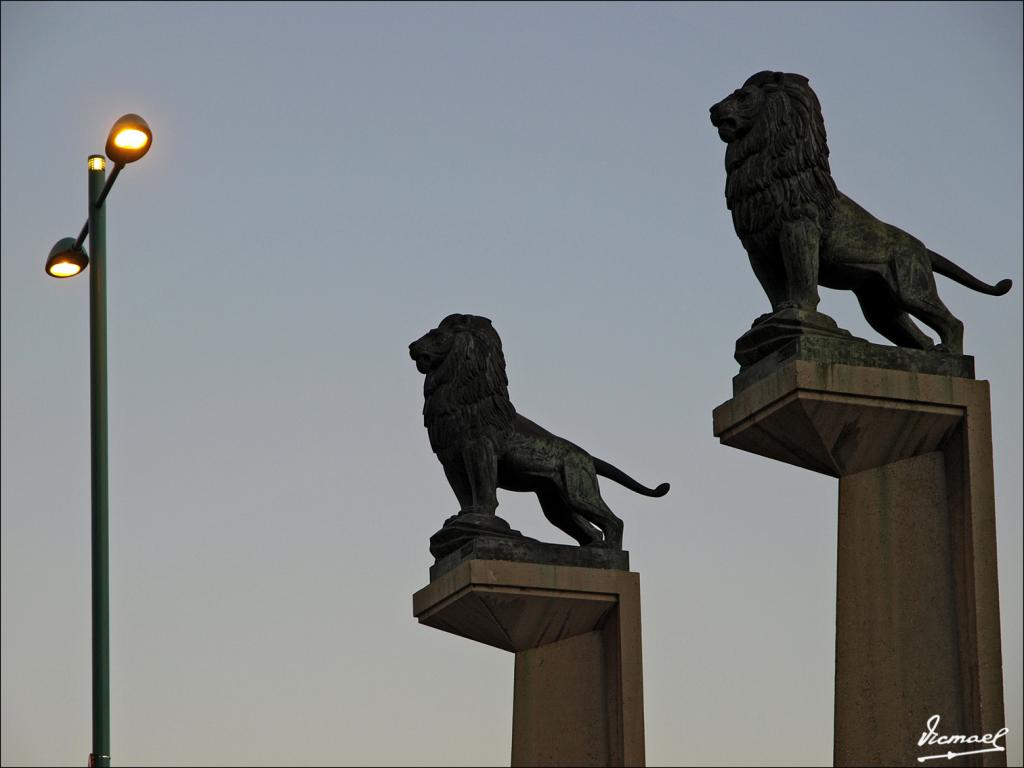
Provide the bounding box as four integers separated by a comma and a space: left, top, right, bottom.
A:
48, 260, 83, 278
113, 129, 148, 150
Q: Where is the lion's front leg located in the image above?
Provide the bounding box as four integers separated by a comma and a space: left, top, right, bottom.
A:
778, 219, 821, 311
461, 438, 500, 515
746, 245, 789, 313
441, 462, 475, 513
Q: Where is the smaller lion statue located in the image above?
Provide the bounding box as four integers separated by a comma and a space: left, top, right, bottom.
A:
410, 314, 669, 555
709, 71, 1011, 358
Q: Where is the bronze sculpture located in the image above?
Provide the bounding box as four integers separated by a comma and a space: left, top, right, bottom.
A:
710, 70, 1011, 364
410, 314, 669, 558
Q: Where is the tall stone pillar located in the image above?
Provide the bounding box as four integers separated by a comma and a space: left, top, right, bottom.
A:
413, 540, 645, 767
713, 340, 1006, 767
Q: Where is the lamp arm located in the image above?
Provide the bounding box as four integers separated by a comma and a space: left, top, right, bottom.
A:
73, 163, 124, 250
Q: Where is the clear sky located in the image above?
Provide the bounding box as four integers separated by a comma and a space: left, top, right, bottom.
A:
1, 2, 1021, 766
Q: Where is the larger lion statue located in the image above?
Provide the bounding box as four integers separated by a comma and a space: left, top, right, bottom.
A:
409, 314, 669, 553
709, 70, 1011, 355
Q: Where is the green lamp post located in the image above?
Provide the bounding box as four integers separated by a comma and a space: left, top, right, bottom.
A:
46, 113, 152, 768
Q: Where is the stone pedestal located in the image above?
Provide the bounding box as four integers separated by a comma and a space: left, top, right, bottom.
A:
713, 342, 1006, 767
413, 557, 644, 766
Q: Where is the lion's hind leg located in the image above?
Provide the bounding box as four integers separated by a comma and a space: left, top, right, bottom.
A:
892, 250, 966, 353
574, 496, 624, 550
901, 292, 964, 354
537, 489, 604, 546
559, 457, 624, 549
854, 288, 934, 350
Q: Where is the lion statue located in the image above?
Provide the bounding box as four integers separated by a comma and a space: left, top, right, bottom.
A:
709, 70, 1011, 356
409, 313, 669, 553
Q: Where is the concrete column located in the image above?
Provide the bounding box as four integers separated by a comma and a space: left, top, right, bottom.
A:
713, 353, 1006, 767
413, 559, 645, 766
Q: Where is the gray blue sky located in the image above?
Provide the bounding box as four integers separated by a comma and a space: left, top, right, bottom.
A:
2, 2, 1021, 766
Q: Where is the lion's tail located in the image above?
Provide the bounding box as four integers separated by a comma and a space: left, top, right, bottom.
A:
593, 458, 670, 498
929, 250, 1012, 296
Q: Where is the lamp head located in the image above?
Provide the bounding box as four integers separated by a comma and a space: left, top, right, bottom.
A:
105, 113, 152, 165
45, 237, 89, 278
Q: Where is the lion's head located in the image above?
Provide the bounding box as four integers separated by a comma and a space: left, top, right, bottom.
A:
409, 314, 517, 454
709, 71, 838, 244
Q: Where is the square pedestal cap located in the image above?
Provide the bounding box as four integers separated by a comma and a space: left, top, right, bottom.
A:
414, 559, 637, 652
714, 341, 979, 477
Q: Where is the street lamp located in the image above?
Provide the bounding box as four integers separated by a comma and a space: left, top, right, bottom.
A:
46, 113, 152, 768
46, 115, 151, 279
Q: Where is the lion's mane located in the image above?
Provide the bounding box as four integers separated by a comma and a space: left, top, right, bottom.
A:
724, 71, 838, 252
421, 315, 517, 455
